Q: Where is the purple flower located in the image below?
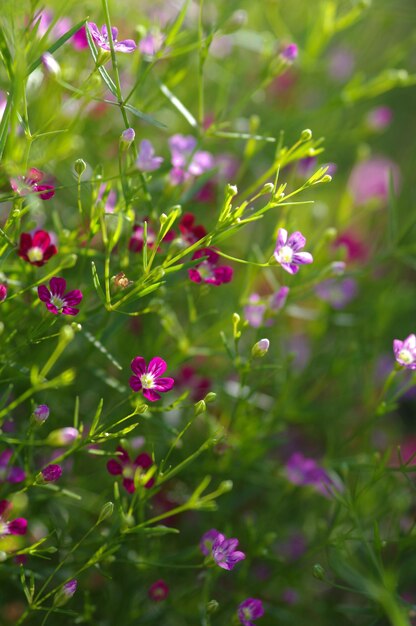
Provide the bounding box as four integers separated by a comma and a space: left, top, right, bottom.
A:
33, 404, 50, 423
0, 500, 27, 538
366, 106, 393, 131
107, 446, 154, 493
238, 598, 265, 626
315, 278, 358, 309
211, 533, 246, 570
297, 156, 317, 177
280, 43, 298, 62
348, 157, 401, 207
87, 22, 136, 53
0, 450, 25, 484
393, 334, 416, 370
121, 127, 135, 145
274, 229, 313, 275
328, 47, 355, 82
200, 528, 220, 556
38, 277, 83, 316
188, 248, 233, 286
41, 464, 62, 482
285, 452, 341, 497
129, 356, 174, 402
54, 579, 77, 606
136, 140, 164, 172
0, 283, 7, 303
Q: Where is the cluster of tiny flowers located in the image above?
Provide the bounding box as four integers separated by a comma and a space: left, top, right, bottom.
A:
107, 446, 154, 494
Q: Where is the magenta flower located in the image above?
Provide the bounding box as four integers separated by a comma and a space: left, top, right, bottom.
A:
0, 500, 27, 538
285, 452, 342, 497
0, 450, 25, 484
136, 140, 164, 172
38, 277, 83, 316
41, 464, 62, 482
238, 598, 265, 626
18, 230, 57, 266
393, 334, 416, 370
200, 528, 221, 556
0, 283, 7, 303
107, 446, 154, 494
129, 357, 174, 402
280, 43, 298, 62
211, 532, 246, 570
72, 26, 89, 50
188, 248, 233, 286
10, 168, 55, 200
179, 213, 207, 245
87, 22, 136, 53
274, 229, 313, 275
148, 579, 169, 601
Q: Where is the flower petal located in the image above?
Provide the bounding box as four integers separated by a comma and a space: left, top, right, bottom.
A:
277, 228, 288, 248
287, 231, 306, 251
32, 230, 51, 250
115, 39, 137, 53
50, 277, 66, 297
143, 388, 161, 402
61, 306, 79, 316
63, 290, 83, 306
134, 452, 152, 469
131, 357, 146, 377
129, 375, 143, 392
107, 460, 122, 475
147, 357, 167, 378
292, 251, 313, 265
122, 478, 135, 494
153, 377, 174, 392
18, 233, 32, 254
45, 302, 60, 314
37, 285, 51, 302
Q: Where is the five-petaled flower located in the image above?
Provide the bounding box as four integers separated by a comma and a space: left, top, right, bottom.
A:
274, 229, 313, 275
107, 446, 154, 494
393, 334, 416, 370
87, 22, 136, 53
129, 357, 174, 402
238, 598, 265, 626
10, 168, 55, 200
38, 277, 83, 316
18, 230, 57, 266
0, 499, 27, 538
200, 529, 246, 570
188, 248, 233, 286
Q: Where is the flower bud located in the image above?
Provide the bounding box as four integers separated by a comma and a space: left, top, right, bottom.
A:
252, 338, 270, 358
47, 427, 79, 446
204, 392, 217, 404
40, 464, 62, 483
120, 127, 135, 149
194, 400, 206, 416
41, 52, 60, 76
207, 599, 219, 614
98, 501, 114, 524
54, 579, 77, 607
300, 128, 312, 141
74, 159, 86, 176
280, 43, 298, 63
33, 404, 50, 423
312, 564, 325, 580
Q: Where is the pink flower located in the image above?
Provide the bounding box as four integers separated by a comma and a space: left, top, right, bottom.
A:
280, 43, 298, 62
10, 168, 55, 200
139, 31, 165, 57
17, 230, 57, 266
0, 500, 27, 538
148, 579, 169, 601
366, 106, 393, 131
129, 357, 174, 402
107, 446, 154, 493
168, 134, 214, 185
274, 229, 313, 274
87, 22, 136, 53
238, 598, 265, 626
393, 334, 416, 370
72, 26, 89, 50
38, 277, 83, 316
348, 157, 401, 206
188, 248, 233, 286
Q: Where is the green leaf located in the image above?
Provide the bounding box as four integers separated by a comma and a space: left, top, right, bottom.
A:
0, 26, 13, 78
91, 261, 106, 303
0, 89, 12, 160
123, 103, 166, 129
165, 0, 192, 45
159, 81, 197, 128
89, 398, 104, 436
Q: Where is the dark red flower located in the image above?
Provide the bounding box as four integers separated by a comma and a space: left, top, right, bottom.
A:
148, 579, 169, 602
188, 248, 233, 286
179, 213, 207, 244
17, 230, 57, 266
107, 446, 154, 494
